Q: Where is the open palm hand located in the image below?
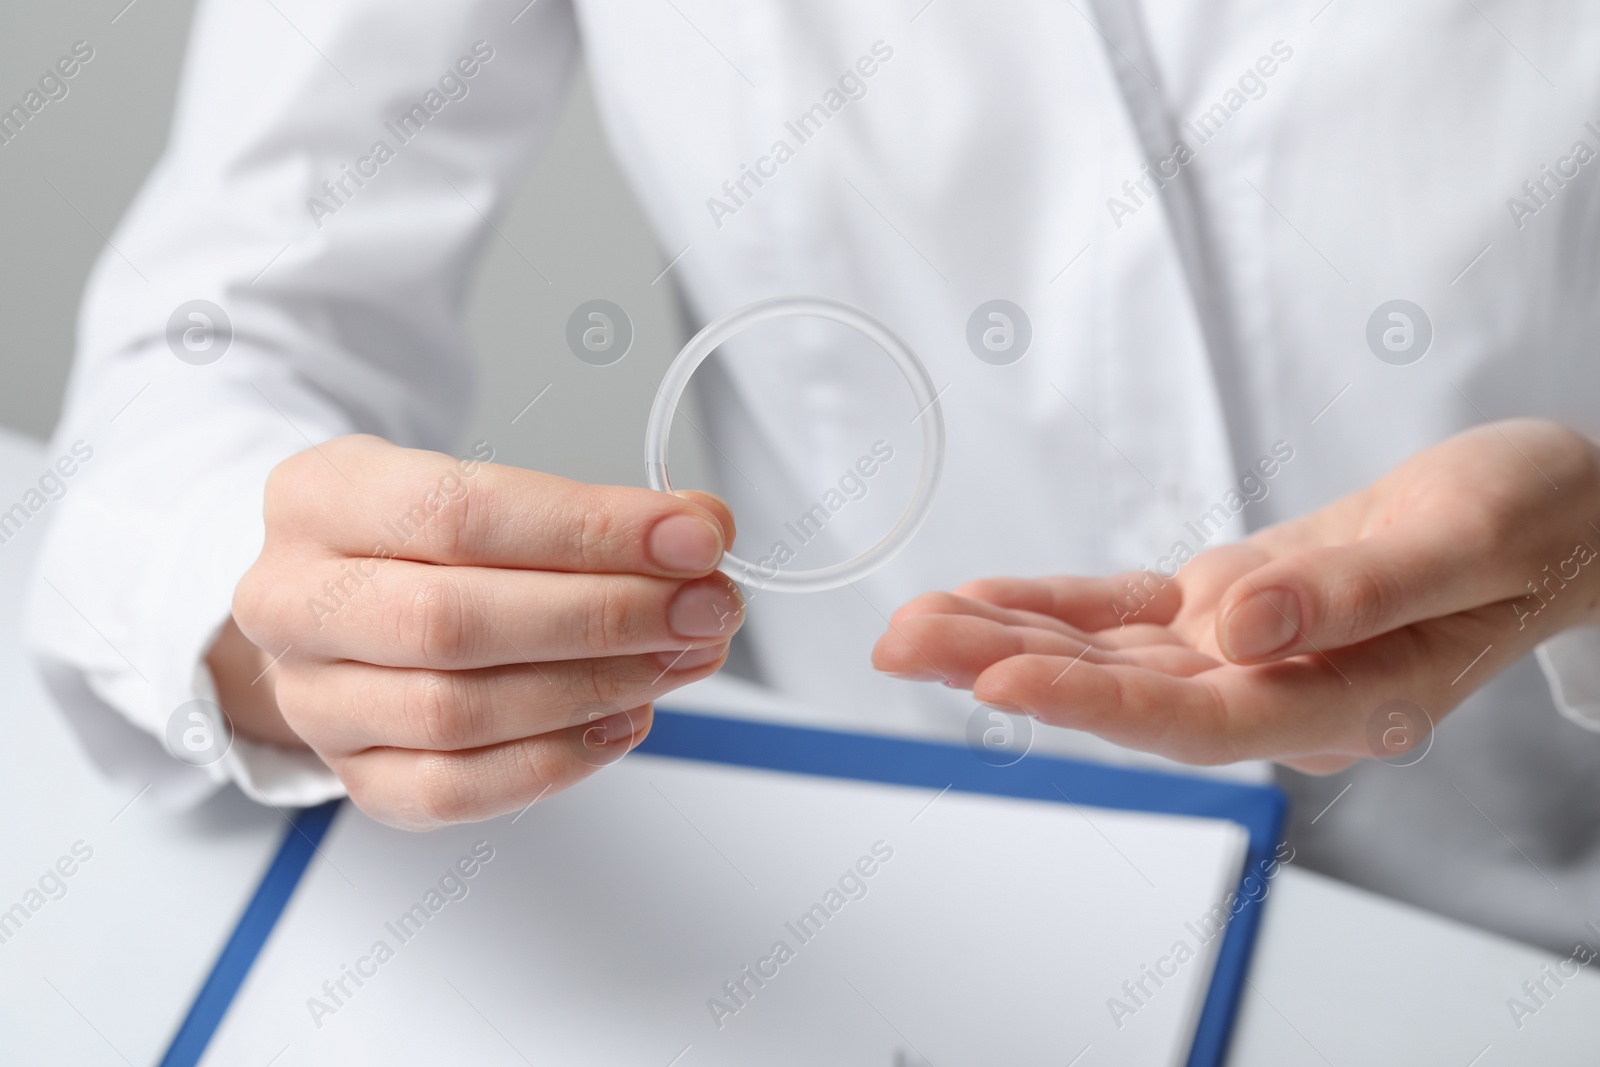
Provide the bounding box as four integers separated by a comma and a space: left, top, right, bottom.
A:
874, 420, 1600, 773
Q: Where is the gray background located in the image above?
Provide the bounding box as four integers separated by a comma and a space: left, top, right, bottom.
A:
0, 0, 708, 488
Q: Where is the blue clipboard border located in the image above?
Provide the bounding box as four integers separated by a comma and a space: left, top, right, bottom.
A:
161, 707, 1286, 1067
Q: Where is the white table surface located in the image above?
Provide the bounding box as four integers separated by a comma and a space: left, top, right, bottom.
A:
1, 426, 1595, 1066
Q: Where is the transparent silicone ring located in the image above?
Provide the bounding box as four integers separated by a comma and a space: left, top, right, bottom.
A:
646, 296, 946, 593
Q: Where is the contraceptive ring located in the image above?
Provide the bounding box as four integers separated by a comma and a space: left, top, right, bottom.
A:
645, 295, 946, 593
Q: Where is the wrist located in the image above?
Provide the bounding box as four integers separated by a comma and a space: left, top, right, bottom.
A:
205, 616, 308, 750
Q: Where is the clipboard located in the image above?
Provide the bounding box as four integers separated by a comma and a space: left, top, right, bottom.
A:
161, 707, 1286, 1067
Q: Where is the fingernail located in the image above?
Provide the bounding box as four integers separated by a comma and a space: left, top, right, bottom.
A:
648, 514, 723, 573
656, 643, 729, 671
1223, 588, 1301, 661
887, 669, 941, 681
588, 710, 637, 743
668, 580, 744, 638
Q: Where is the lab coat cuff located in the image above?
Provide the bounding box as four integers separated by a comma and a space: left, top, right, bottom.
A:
192, 656, 348, 807
148, 469, 347, 808
28, 422, 347, 810
1535, 626, 1600, 733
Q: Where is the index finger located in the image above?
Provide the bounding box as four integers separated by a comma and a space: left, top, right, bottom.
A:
281, 439, 736, 577
953, 573, 1183, 631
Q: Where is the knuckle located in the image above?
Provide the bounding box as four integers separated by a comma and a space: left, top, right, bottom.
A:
337, 767, 387, 822
261, 448, 323, 528
573, 497, 620, 571
437, 480, 481, 561
271, 668, 313, 729
1327, 565, 1402, 637
262, 451, 304, 504
231, 566, 268, 629
581, 577, 638, 654
233, 565, 295, 647
414, 738, 579, 826
339, 666, 389, 740
414, 755, 481, 825
398, 574, 471, 664
1185, 684, 1240, 766
405, 669, 477, 750
573, 658, 629, 716
504, 734, 579, 799
416, 465, 489, 563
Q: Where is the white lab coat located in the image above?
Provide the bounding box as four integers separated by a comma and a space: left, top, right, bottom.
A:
26, 0, 1600, 951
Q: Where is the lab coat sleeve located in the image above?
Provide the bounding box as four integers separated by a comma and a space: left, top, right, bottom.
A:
1536, 628, 1600, 734
25, 0, 581, 808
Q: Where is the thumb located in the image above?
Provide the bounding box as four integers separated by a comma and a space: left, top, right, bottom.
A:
1214, 527, 1516, 663
676, 490, 737, 552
